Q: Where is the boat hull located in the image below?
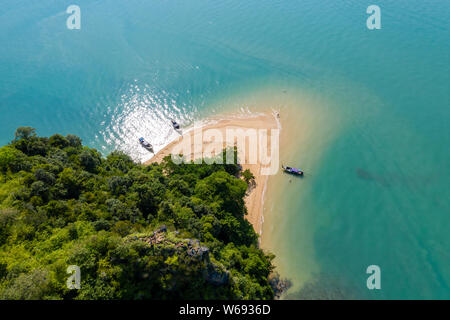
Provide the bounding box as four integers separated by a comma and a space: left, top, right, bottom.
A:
282, 166, 304, 176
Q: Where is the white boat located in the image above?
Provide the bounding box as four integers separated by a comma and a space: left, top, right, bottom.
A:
171, 119, 180, 130
139, 137, 153, 152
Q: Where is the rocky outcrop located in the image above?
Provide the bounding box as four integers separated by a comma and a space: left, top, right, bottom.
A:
128, 227, 230, 286
131, 225, 167, 245
269, 272, 292, 299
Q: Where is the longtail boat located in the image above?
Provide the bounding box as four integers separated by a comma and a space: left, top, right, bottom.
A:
139, 137, 154, 152
282, 165, 304, 176
171, 119, 180, 130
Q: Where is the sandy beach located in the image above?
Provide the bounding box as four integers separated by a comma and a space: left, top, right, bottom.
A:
144, 111, 279, 235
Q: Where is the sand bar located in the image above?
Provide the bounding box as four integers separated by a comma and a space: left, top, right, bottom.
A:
144, 111, 280, 235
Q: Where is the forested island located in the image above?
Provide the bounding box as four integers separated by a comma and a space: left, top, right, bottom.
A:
0, 127, 278, 299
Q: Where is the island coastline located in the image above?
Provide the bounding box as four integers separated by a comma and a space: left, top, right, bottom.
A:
144, 111, 280, 236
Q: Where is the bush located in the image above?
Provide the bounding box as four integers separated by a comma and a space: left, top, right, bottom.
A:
0, 269, 53, 300
0, 146, 28, 173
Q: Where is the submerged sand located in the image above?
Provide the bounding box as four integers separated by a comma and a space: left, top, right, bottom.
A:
144, 111, 279, 235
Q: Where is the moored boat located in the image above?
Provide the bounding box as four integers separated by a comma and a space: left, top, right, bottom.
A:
171, 119, 180, 130
139, 137, 154, 152
282, 165, 304, 176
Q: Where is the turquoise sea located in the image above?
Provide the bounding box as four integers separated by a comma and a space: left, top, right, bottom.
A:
0, 1, 449, 299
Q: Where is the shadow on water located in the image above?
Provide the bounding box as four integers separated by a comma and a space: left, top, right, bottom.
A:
283, 273, 362, 300
355, 167, 439, 188
356, 168, 391, 187
281, 172, 304, 184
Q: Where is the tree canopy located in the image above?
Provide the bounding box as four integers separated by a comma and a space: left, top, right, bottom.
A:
0, 129, 275, 300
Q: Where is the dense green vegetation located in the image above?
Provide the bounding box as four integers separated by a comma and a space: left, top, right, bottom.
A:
0, 127, 275, 300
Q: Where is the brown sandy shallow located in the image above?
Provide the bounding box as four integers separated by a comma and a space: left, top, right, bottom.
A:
144, 112, 279, 235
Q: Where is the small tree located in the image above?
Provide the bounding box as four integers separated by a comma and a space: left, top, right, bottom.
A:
242, 169, 255, 185
0, 146, 27, 173
66, 134, 82, 148
14, 126, 36, 141
0, 269, 51, 300
49, 134, 69, 148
